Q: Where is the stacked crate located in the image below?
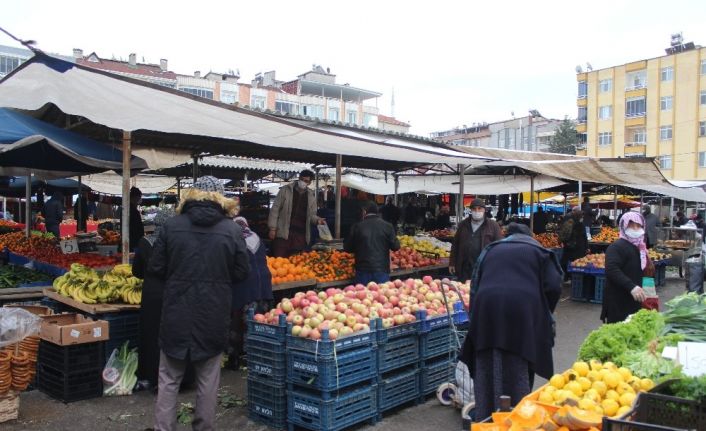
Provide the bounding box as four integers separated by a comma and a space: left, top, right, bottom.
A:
417, 302, 468, 401
36, 340, 104, 402
286, 326, 378, 431
245, 311, 288, 430
374, 318, 420, 417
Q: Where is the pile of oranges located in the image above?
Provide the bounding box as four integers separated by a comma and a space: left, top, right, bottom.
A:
267, 250, 356, 285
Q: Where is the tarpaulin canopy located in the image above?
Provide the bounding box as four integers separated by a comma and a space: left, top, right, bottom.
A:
154, 155, 311, 181
0, 108, 147, 179
0, 53, 495, 171
0, 176, 90, 197
70, 173, 177, 196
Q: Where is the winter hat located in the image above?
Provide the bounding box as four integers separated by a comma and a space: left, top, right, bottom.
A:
153, 207, 176, 227
470, 198, 485, 209
193, 176, 224, 195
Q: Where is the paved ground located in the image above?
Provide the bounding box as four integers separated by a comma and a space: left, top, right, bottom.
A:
4, 271, 689, 431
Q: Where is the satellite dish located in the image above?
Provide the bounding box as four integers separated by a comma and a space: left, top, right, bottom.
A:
575, 65, 583, 73
586, 62, 593, 71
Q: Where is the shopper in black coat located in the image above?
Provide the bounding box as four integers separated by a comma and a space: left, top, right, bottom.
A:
560, 207, 589, 278
602, 211, 652, 323
461, 223, 562, 419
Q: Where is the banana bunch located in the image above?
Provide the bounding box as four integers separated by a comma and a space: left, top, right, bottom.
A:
53, 263, 142, 305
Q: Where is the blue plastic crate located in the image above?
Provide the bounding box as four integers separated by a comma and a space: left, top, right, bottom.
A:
82, 311, 140, 358
247, 308, 288, 343
655, 265, 666, 287
377, 367, 420, 413
419, 326, 456, 360
286, 326, 376, 356
247, 376, 287, 430
16, 280, 52, 288
377, 333, 418, 373
375, 319, 419, 343
418, 301, 465, 333
245, 335, 287, 384
591, 276, 606, 304
287, 383, 377, 431
33, 261, 67, 277
8, 251, 31, 266
419, 355, 456, 396
571, 273, 590, 302
286, 345, 377, 392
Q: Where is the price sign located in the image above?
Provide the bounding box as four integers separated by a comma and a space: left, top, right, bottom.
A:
60, 238, 79, 254
677, 342, 706, 377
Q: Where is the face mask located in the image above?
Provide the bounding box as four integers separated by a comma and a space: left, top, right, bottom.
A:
625, 228, 644, 239
297, 180, 308, 189
471, 211, 485, 221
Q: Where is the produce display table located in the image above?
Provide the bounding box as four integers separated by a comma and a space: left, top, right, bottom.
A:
0, 285, 49, 305
43, 288, 140, 314
271, 278, 317, 292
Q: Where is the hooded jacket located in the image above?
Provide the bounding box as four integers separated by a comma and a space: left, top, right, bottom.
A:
149, 189, 250, 361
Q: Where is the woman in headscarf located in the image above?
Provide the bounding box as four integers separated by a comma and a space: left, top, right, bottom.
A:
132, 207, 175, 390
602, 211, 654, 323
227, 216, 273, 370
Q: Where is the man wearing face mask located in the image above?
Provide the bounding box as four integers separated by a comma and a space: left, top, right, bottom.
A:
602, 212, 654, 323
450, 198, 503, 283
268, 169, 327, 257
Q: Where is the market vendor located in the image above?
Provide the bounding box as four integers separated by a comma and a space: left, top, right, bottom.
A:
344, 201, 400, 284
267, 169, 326, 257
449, 198, 503, 283
43, 190, 65, 238
129, 187, 144, 252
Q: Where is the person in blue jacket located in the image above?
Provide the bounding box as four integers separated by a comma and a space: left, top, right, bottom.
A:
227, 216, 273, 370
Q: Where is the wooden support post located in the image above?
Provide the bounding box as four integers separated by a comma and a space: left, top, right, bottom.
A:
121, 131, 131, 264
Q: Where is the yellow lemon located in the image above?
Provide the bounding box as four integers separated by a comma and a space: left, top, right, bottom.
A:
584, 388, 601, 403
616, 382, 633, 395
627, 377, 642, 392
617, 405, 632, 417
538, 391, 555, 404
599, 368, 612, 381
586, 370, 601, 382
565, 381, 583, 397
619, 392, 636, 407
603, 361, 617, 370
618, 367, 633, 381
577, 377, 592, 391
572, 361, 590, 377
543, 385, 557, 393
640, 378, 655, 391
578, 398, 597, 411
601, 399, 620, 417
604, 372, 622, 389
549, 374, 566, 389
606, 389, 620, 402
589, 359, 603, 371
594, 406, 604, 416
592, 381, 608, 397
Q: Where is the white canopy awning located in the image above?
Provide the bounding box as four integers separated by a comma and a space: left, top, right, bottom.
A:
72, 173, 177, 195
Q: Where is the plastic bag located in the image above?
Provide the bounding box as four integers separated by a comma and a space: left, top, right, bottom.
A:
455, 361, 474, 405
102, 341, 138, 396
0, 308, 42, 348
317, 224, 333, 241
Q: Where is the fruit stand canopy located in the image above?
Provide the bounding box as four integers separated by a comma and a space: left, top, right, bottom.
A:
0, 52, 494, 171
0, 107, 147, 179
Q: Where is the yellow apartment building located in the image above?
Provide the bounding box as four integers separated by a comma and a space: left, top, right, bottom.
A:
576, 40, 706, 180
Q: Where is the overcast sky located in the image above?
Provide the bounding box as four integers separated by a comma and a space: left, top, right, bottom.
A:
3, 0, 706, 136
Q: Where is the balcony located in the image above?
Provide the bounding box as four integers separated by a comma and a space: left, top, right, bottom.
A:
577, 98, 587, 106
625, 116, 646, 127
624, 143, 647, 157
575, 148, 587, 156
576, 123, 587, 133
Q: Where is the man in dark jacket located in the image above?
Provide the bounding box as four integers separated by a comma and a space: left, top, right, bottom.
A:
43, 190, 64, 238
129, 187, 145, 252
461, 223, 562, 419
344, 201, 400, 285
150, 176, 250, 431
559, 207, 589, 279
449, 198, 503, 283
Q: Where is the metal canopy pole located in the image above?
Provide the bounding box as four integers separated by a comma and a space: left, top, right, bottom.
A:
25, 174, 31, 238
458, 164, 465, 220
192, 156, 199, 182
670, 197, 675, 227
613, 186, 618, 221
578, 180, 583, 207
314, 168, 320, 204
335, 154, 342, 239
121, 131, 131, 264
243, 171, 249, 192
77, 176, 83, 231
393, 175, 399, 206
529, 176, 535, 233
176, 176, 181, 201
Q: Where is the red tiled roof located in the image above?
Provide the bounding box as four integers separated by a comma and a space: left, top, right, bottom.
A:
378, 114, 410, 127
77, 56, 177, 80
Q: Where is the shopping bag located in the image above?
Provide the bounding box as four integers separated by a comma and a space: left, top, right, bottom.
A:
102, 341, 138, 396
317, 224, 333, 241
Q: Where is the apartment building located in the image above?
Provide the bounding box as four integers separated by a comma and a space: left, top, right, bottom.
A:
430, 111, 562, 152
0, 45, 35, 78
576, 35, 706, 180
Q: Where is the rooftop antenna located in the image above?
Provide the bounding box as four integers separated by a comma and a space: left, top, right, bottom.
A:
586, 62, 593, 71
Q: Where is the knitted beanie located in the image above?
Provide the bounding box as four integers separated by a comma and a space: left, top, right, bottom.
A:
193, 176, 224, 195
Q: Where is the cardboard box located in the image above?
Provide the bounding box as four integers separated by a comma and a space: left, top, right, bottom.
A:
3, 304, 53, 316
40, 313, 109, 346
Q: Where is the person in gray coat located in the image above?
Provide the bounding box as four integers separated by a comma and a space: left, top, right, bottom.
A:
642, 206, 660, 248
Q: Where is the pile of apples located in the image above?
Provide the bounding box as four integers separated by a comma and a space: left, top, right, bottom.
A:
390, 247, 440, 270
253, 276, 470, 341
571, 253, 605, 269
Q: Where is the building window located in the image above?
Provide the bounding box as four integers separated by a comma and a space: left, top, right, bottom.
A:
275, 101, 299, 115
660, 125, 673, 141
661, 66, 674, 82
701, 60, 706, 75
250, 95, 266, 109
328, 107, 339, 122
577, 107, 587, 123
701, 121, 706, 137
626, 71, 647, 90
701, 91, 706, 105
625, 97, 646, 117
660, 96, 673, 111
578, 81, 587, 99
629, 128, 646, 144
301, 105, 324, 119
659, 155, 672, 170
180, 87, 214, 99
346, 110, 357, 124
0, 55, 23, 75
599, 79, 612, 93
220, 90, 237, 104
699, 151, 706, 168
599, 105, 612, 120
363, 113, 378, 128
577, 133, 587, 148
598, 132, 612, 146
